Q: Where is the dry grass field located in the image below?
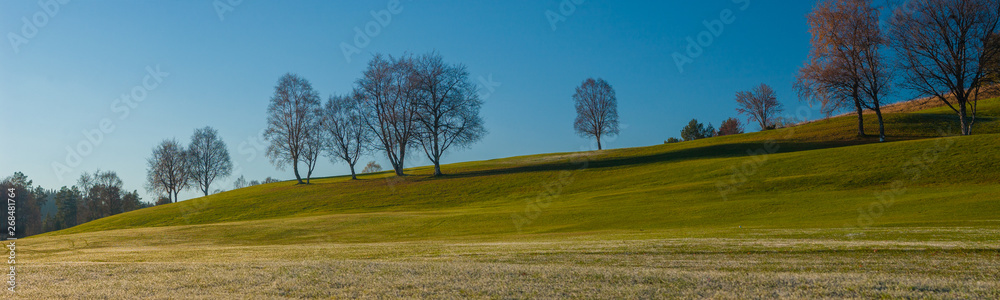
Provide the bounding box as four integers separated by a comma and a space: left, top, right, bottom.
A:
15, 227, 1000, 299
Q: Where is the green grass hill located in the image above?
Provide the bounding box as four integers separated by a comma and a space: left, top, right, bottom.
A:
36, 98, 1000, 244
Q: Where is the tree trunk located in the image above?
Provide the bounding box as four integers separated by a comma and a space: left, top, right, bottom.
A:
349, 163, 357, 180
391, 156, 405, 176
396, 146, 406, 176
855, 101, 865, 137
292, 160, 304, 184
875, 109, 885, 142
959, 103, 970, 135
596, 135, 602, 150
433, 134, 442, 176
389, 157, 403, 176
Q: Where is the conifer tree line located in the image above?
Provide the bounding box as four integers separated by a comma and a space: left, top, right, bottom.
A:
1, 171, 148, 238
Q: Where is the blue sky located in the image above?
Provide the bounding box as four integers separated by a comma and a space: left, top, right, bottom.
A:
1, 0, 839, 202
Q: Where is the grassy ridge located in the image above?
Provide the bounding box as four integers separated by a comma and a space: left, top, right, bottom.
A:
38, 98, 1000, 243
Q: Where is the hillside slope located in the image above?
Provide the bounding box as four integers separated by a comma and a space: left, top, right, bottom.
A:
37, 98, 1000, 243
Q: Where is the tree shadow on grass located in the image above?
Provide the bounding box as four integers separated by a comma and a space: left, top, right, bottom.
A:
440, 140, 869, 180
437, 111, 992, 180
372, 110, 997, 182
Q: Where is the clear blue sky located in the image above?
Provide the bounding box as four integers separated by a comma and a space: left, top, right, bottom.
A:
1, 0, 837, 202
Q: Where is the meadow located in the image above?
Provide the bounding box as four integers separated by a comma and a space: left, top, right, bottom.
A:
16, 98, 1000, 299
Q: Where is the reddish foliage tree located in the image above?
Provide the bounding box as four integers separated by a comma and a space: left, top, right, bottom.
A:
717, 117, 744, 136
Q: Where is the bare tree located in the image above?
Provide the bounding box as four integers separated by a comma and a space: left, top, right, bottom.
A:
301, 128, 323, 184
854, 0, 892, 142
573, 78, 620, 150
355, 54, 419, 176
188, 126, 233, 196
362, 161, 382, 173
146, 139, 190, 203
265, 73, 322, 184
796, 0, 893, 141
233, 175, 247, 189
79, 170, 124, 219
889, 0, 1000, 135
987, 33, 1000, 88
736, 83, 785, 130
320, 94, 370, 179
411, 53, 487, 176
